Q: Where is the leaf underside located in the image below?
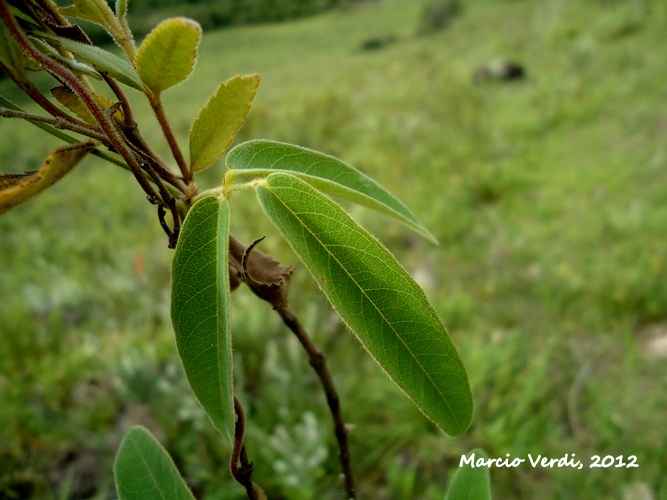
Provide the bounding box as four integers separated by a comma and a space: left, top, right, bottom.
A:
189, 74, 261, 173
170, 195, 234, 443
256, 173, 472, 436
136, 17, 202, 94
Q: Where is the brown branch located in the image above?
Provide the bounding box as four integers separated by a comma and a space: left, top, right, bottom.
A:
231, 397, 264, 500
0, 1, 161, 205
275, 307, 357, 499
147, 93, 191, 183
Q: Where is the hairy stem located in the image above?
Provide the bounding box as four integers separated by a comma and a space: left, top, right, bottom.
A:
275, 307, 357, 499
147, 93, 191, 183
0, 1, 161, 204
0, 107, 107, 142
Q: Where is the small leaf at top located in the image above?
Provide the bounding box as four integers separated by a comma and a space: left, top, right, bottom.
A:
0, 141, 95, 215
226, 140, 437, 243
171, 195, 234, 443
445, 449, 492, 500
188, 74, 260, 173
60, 0, 119, 30
136, 17, 201, 94
256, 173, 472, 436
114, 426, 195, 500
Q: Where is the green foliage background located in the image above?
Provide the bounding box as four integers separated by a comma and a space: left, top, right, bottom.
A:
1, 0, 666, 498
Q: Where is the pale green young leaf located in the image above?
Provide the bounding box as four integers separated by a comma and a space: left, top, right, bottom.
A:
136, 17, 201, 94
445, 449, 492, 500
116, 0, 129, 20
189, 74, 261, 173
226, 139, 437, 243
170, 195, 234, 443
256, 173, 472, 435
114, 426, 195, 500
38, 32, 141, 89
60, 0, 119, 31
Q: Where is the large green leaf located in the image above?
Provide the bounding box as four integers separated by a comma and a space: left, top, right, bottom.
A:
188, 74, 261, 173
114, 426, 195, 500
445, 449, 492, 500
136, 17, 201, 94
38, 32, 142, 89
226, 140, 436, 243
171, 195, 234, 443
255, 173, 472, 435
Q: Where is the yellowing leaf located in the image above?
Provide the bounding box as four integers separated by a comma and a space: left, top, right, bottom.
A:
0, 141, 95, 215
51, 86, 95, 124
189, 74, 260, 173
136, 18, 201, 94
51, 86, 123, 125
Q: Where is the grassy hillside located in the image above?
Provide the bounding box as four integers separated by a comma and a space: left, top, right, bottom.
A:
1, 0, 666, 498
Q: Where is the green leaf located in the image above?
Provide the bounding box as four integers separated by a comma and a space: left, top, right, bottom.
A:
171, 195, 234, 443
114, 426, 195, 500
0, 17, 24, 78
60, 0, 120, 31
227, 140, 437, 243
38, 32, 141, 89
0, 141, 95, 215
445, 449, 492, 500
136, 17, 201, 94
256, 173, 472, 435
116, 0, 128, 19
189, 74, 261, 173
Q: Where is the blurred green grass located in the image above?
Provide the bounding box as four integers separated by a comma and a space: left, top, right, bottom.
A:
1, 0, 667, 498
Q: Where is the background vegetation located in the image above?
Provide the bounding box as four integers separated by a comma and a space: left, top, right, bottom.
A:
1, 0, 666, 498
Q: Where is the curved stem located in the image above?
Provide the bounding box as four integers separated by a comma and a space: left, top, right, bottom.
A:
231, 397, 261, 500
275, 307, 357, 499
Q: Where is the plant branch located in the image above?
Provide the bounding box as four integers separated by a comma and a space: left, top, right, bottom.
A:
147, 93, 191, 184
0, 0, 162, 206
0, 107, 107, 142
231, 397, 264, 500
275, 306, 357, 499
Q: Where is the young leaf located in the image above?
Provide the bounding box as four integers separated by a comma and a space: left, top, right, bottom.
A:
171, 195, 235, 443
114, 426, 195, 500
189, 74, 261, 173
226, 140, 437, 243
38, 33, 142, 89
255, 173, 472, 436
0, 141, 95, 215
136, 17, 201, 95
445, 449, 492, 500
60, 0, 120, 32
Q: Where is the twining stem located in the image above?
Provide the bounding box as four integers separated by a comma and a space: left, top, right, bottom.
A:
231, 397, 262, 500
275, 307, 357, 500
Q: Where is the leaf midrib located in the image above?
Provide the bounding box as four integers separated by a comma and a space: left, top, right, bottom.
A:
263, 180, 460, 430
